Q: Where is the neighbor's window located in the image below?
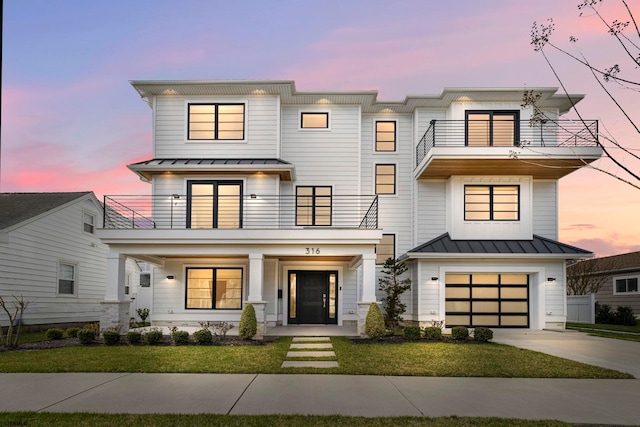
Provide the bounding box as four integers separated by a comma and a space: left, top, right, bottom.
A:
375, 164, 396, 195
186, 267, 243, 309
188, 103, 245, 140
376, 234, 395, 264
376, 121, 396, 151
296, 186, 332, 226
614, 276, 639, 294
58, 262, 76, 295
300, 112, 329, 129
140, 273, 151, 288
83, 211, 95, 234
464, 185, 519, 221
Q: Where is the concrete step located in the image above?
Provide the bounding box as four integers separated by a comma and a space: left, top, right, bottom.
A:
292, 337, 331, 342
290, 343, 333, 349
281, 361, 339, 368
286, 351, 336, 358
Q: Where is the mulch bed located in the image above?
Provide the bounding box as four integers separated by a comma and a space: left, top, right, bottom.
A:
350, 335, 483, 344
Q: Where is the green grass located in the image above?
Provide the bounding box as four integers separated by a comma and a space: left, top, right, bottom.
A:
0, 413, 572, 427
566, 322, 640, 333
566, 322, 640, 342
0, 336, 631, 378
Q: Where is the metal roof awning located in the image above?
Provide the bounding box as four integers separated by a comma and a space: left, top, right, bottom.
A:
128, 158, 296, 181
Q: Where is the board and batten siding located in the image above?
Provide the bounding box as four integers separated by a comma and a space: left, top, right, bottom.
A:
0, 198, 107, 325
153, 95, 280, 158
532, 180, 558, 240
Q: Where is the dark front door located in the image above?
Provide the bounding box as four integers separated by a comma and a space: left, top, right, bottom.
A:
288, 271, 338, 324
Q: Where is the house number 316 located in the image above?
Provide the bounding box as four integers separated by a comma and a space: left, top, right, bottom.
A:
305, 247, 320, 254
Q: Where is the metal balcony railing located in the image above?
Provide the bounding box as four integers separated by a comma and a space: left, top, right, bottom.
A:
103, 194, 378, 230
415, 119, 599, 167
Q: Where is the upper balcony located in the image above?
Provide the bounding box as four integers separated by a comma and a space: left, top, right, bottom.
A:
415, 119, 602, 179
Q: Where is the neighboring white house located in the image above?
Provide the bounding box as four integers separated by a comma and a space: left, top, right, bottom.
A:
0, 192, 108, 326
97, 80, 602, 337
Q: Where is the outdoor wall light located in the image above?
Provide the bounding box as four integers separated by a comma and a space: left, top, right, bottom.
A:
166, 275, 175, 280
547, 277, 556, 282
172, 194, 180, 199
250, 194, 257, 199
431, 276, 439, 281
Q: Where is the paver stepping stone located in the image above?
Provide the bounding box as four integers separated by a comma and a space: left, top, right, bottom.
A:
290, 343, 333, 349
281, 337, 338, 368
292, 337, 330, 342
286, 351, 336, 358
281, 361, 339, 368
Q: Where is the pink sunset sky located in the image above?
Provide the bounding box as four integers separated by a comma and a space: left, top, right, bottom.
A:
1, 0, 639, 257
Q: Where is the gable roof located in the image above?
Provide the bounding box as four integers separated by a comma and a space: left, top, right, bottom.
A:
567, 251, 640, 275
402, 233, 593, 260
0, 192, 94, 230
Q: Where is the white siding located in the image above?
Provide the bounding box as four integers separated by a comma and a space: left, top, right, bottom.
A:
532, 180, 558, 239
415, 180, 447, 246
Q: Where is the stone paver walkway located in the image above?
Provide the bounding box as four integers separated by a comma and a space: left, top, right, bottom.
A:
281, 337, 339, 368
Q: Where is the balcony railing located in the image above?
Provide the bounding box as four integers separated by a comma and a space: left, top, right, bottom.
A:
103, 194, 378, 230
415, 119, 599, 167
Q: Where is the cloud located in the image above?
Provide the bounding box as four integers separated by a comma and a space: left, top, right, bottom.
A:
567, 238, 640, 258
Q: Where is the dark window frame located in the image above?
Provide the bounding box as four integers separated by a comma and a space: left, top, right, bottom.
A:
300, 112, 329, 129
614, 276, 639, 294
187, 103, 245, 140
185, 267, 244, 310
376, 234, 396, 265
186, 180, 244, 229
375, 120, 396, 152
295, 186, 333, 226
465, 110, 520, 147
464, 185, 520, 221
375, 164, 396, 195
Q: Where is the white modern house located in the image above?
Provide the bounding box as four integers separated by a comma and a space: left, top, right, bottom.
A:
97, 80, 602, 337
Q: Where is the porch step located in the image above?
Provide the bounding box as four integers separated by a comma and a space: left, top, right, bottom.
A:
281, 336, 339, 369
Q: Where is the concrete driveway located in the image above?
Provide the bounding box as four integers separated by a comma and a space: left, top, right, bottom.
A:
492, 329, 640, 378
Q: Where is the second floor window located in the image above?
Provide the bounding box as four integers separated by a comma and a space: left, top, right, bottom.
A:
188, 103, 245, 140
376, 234, 395, 264
375, 164, 396, 195
296, 186, 332, 226
187, 180, 242, 229
376, 121, 396, 151
464, 185, 519, 221
466, 111, 519, 147
83, 212, 95, 234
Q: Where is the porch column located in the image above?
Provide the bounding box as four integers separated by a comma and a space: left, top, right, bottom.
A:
101, 250, 130, 332
357, 253, 378, 336
247, 253, 267, 340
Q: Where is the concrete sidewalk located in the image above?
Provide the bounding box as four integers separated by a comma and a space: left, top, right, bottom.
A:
1, 373, 639, 424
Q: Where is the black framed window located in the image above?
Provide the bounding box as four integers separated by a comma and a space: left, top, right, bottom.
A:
300, 112, 329, 129
614, 277, 639, 294
375, 164, 396, 195
464, 185, 519, 221
186, 267, 243, 309
466, 111, 519, 147
375, 121, 396, 151
187, 180, 243, 229
188, 103, 245, 140
376, 234, 395, 264
296, 186, 332, 226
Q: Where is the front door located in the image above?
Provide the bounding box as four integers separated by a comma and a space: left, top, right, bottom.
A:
288, 271, 338, 324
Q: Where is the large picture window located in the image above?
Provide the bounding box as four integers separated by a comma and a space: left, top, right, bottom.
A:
464, 185, 519, 221
186, 267, 243, 309
466, 111, 519, 147
188, 103, 245, 140
375, 121, 396, 151
296, 186, 332, 226
187, 180, 242, 229
375, 164, 396, 195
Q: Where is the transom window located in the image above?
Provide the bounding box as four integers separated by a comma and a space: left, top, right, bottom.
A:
614, 276, 639, 294
186, 267, 242, 309
376, 234, 395, 265
300, 112, 329, 129
187, 180, 242, 229
466, 111, 519, 147
296, 186, 332, 226
376, 121, 396, 151
83, 211, 95, 234
375, 164, 396, 195
464, 185, 519, 221
188, 103, 245, 140
58, 262, 76, 295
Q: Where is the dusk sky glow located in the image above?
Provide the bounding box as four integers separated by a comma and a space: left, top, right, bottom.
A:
2, 0, 639, 257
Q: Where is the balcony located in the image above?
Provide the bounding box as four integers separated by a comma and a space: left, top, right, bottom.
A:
102, 194, 378, 230
415, 119, 602, 179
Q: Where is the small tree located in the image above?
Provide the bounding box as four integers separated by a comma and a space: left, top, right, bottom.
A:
0, 295, 32, 347
378, 258, 412, 330
238, 303, 257, 340
365, 302, 386, 339
136, 308, 150, 324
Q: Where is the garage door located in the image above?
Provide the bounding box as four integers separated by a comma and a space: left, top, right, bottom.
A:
445, 273, 529, 328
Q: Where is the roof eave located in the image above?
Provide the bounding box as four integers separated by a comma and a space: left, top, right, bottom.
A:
400, 252, 593, 261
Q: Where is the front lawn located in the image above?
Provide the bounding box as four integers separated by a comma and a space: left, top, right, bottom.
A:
0, 336, 631, 378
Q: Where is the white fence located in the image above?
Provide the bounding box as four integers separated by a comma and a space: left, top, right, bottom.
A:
567, 294, 595, 324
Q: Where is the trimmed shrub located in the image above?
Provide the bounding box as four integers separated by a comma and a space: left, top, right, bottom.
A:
423, 326, 442, 341
125, 331, 142, 345
82, 323, 100, 333
102, 330, 121, 346
403, 325, 421, 341
171, 330, 190, 345
473, 327, 493, 342
144, 329, 164, 345
65, 327, 81, 338
45, 328, 64, 340
365, 302, 386, 340
239, 304, 257, 340
77, 328, 96, 345
193, 328, 213, 345
451, 326, 469, 340
615, 306, 638, 326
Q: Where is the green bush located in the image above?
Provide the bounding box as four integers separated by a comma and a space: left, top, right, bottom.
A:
82, 323, 100, 333
65, 327, 81, 338
144, 330, 164, 345
45, 328, 64, 340
451, 326, 469, 340
365, 302, 386, 340
423, 326, 442, 341
239, 303, 257, 340
473, 327, 493, 342
615, 306, 638, 326
125, 331, 142, 345
171, 330, 190, 345
77, 328, 96, 345
193, 329, 213, 345
403, 325, 421, 341
102, 330, 121, 346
